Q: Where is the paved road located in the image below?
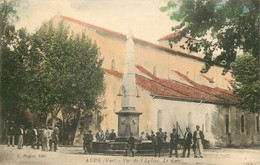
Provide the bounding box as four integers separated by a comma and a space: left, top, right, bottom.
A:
0, 145, 259, 165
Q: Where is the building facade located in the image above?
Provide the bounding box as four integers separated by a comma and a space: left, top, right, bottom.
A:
51, 15, 259, 147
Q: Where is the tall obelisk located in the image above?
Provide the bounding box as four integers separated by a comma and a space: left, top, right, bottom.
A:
116, 33, 142, 139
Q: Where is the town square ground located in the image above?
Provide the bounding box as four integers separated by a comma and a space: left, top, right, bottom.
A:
0, 145, 259, 165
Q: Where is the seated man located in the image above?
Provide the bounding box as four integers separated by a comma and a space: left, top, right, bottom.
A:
108, 129, 116, 140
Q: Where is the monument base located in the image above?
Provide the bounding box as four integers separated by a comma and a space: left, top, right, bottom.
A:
116, 109, 142, 139
92, 141, 170, 155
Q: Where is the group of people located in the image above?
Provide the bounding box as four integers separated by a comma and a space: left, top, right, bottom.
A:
169, 125, 204, 158
8, 122, 204, 158
139, 128, 168, 142
41, 125, 60, 152
126, 125, 204, 158
83, 128, 117, 154
6, 123, 59, 152
144, 125, 204, 158
95, 129, 116, 142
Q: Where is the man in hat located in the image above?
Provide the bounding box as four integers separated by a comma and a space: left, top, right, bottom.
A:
84, 130, 93, 154
149, 130, 155, 141
31, 126, 38, 149
182, 127, 193, 158
7, 124, 15, 147
154, 132, 162, 157
158, 128, 165, 142
193, 125, 204, 158
126, 132, 135, 157
50, 125, 59, 152
48, 126, 53, 151
42, 126, 49, 151
37, 125, 44, 149
169, 128, 179, 157
83, 133, 88, 153
108, 129, 116, 140
17, 125, 24, 149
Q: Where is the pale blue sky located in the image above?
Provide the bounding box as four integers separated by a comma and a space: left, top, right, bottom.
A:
15, 0, 178, 43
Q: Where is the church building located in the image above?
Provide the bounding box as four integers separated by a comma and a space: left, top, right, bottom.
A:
51, 15, 260, 147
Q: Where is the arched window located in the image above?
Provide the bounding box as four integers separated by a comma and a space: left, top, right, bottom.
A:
153, 66, 156, 76
241, 115, 245, 133
256, 115, 259, 133
188, 112, 192, 129
225, 114, 229, 134
157, 110, 162, 130
111, 59, 115, 70
205, 113, 210, 132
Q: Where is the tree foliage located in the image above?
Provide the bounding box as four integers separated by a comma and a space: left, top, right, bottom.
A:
23, 21, 104, 120
161, 0, 259, 113
231, 54, 259, 113
0, 0, 27, 123
1, 1, 105, 125
161, 0, 259, 73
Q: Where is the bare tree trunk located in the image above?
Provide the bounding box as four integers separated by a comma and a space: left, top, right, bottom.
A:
73, 109, 83, 145
51, 109, 59, 127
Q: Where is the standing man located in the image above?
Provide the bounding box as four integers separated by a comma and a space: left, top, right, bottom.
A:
83, 133, 88, 153
182, 127, 192, 158
17, 125, 24, 149
37, 126, 44, 149
169, 128, 179, 157
48, 126, 53, 151
108, 129, 116, 140
24, 128, 29, 146
42, 126, 48, 151
158, 128, 165, 142
31, 126, 38, 149
193, 125, 204, 158
7, 125, 15, 147
154, 132, 162, 157
52, 125, 59, 151
126, 132, 135, 157
85, 130, 93, 154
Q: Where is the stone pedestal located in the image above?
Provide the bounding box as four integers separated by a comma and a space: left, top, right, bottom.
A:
116, 109, 142, 139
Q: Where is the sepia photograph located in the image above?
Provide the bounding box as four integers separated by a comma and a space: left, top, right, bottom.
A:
0, 0, 259, 164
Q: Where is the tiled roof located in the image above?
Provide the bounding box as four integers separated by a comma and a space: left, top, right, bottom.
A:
174, 71, 240, 103
136, 65, 222, 103
102, 66, 239, 104
60, 15, 203, 61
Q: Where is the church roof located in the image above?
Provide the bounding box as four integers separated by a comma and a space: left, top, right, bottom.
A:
102, 66, 239, 105
59, 15, 203, 61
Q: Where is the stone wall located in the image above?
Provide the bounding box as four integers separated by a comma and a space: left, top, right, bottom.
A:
152, 99, 260, 147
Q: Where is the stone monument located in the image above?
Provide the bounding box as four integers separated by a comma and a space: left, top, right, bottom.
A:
116, 33, 142, 140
